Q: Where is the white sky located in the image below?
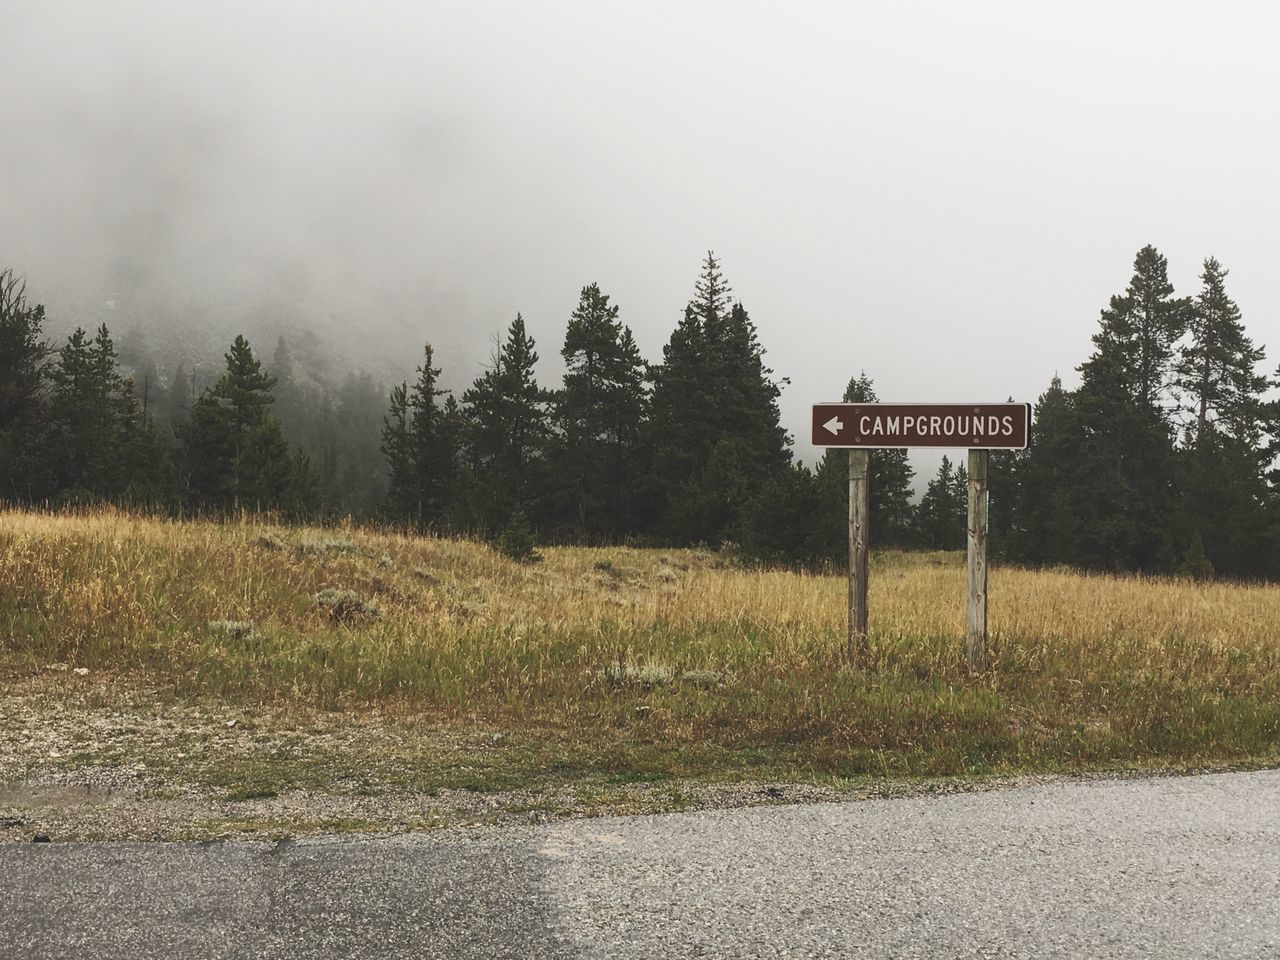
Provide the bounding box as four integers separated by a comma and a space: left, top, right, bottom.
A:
3, 1, 1278, 478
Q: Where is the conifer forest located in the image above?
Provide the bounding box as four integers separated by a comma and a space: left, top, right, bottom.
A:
3, 246, 1278, 581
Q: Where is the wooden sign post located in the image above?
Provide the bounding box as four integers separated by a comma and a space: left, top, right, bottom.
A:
848, 448, 870, 661
812, 402, 1029, 670
966, 449, 989, 671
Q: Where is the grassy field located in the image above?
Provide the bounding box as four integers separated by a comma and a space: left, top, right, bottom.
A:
4, 506, 1280, 799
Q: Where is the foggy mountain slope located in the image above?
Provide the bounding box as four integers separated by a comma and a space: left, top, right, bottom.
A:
4, 1, 1280, 466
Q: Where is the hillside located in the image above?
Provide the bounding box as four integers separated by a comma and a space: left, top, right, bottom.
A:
3, 508, 1280, 839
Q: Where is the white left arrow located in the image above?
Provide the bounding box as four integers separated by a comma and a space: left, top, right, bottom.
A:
823, 416, 844, 435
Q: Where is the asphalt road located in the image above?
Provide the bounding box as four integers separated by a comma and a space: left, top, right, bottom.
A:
3, 770, 1279, 959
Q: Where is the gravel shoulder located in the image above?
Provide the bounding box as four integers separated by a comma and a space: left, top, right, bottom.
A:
3, 677, 1274, 843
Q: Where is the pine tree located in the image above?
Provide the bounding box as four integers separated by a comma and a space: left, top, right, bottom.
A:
334, 371, 390, 519
180, 336, 312, 513
1172, 260, 1272, 578
740, 462, 827, 567
1072, 247, 1184, 571
381, 381, 414, 522
556, 283, 648, 539
644, 253, 791, 544
1004, 376, 1080, 565
0, 270, 52, 499
915, 456, 967, 550
116, 375, 167, 505
45, 326, 125, 499
461, 315, 552, 532
1098, 245, 1192, 412
1175, 258, 1268, 445
217, 335, 277, 430
382, 343, 459, 529
270, 337, 305, 439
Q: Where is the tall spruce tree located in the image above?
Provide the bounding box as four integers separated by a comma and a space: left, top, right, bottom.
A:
381, 381, 414, 522
1172, 259, 1273, 577
410, 345, 460, 527
555, 283, 647, 539
381, 344, 459, 529
1072, 246, 1184, 571
915, 456, 967, 550
1175, 258, 1268, 445
644, 252, 791, 544
1103, 245, 1192, 412
40, 324, 164, 502
461, 315, 552, 532
0, 270, 52, 498
45, 326, 123, 498
179, 336, 313, 513
1004, 375, 1081, 565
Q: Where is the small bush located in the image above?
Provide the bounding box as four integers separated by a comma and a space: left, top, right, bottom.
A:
411, 567, 440, 586
312, 589, 382, 623
295, 537, 360, 557
680, 669, 728, 689
603, 662, 674, 689
1178, 532, 1215, 583
208, 620, 257, 641
255, 532, 288, 551
497, 509, 542, 565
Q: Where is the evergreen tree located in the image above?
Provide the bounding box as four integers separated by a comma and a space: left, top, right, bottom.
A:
381, 381, 414, 521
408, 344, 458, 527
1172, 260, 1273, 578
461, 315, 552, 532
179, 336, 312, 513
1098, 245, 1192, 413
116, 375, 167, 505
1175, 258, 1268, 445
380, 343, 459, 529
1004, 376, 1080, 565
644, 252, 791, 544
555, 283, 648, 539
45, 326, 123, 498
0, 269, 52, 498
333, 371, 390, 519
217, 335, 277, 430
915, 456, 967, 550
1072, 247, 1184, 571
740, 462, 828, 567
270, 337, 305, 440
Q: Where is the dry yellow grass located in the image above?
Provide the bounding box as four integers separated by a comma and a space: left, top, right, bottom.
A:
4, 506, 1280, 778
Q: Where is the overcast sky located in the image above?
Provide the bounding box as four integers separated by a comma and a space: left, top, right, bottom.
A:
3, 1, 1278, 476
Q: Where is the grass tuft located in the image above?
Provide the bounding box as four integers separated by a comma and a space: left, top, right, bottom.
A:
604, 662, 676, 688
208, 620, 257, 641
311, 589, 382, 623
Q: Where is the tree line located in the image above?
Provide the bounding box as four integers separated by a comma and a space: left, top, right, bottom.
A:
1, 248, 1278, 577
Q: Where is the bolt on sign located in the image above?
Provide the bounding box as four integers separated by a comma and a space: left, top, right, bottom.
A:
812, 401, 1031, 671
811, 403, 1030, 449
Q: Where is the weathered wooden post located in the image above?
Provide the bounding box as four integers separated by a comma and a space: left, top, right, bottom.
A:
848, 448, 870, 660
966, 448, 989, 671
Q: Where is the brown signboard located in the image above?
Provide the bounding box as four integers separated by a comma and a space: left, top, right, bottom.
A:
811, 402, 1030, 449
